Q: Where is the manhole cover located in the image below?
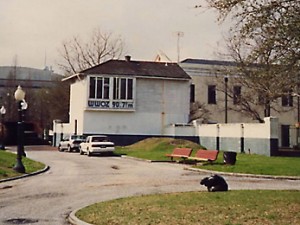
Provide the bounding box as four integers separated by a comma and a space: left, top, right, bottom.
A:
4, 218, 39, 224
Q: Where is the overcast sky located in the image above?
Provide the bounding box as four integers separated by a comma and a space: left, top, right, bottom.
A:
0, 0, 230, 73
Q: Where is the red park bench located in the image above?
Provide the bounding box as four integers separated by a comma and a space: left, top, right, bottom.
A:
188, 149, 219, 163
165, 148, 193, 161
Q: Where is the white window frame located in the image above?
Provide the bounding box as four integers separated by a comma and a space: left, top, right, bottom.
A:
87, 75, 135, 111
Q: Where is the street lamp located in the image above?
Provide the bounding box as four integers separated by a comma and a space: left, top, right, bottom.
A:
0, 106, 6, 150
224, 77, 228, 123
292, 92, 300, 148
13, 85, 28, 173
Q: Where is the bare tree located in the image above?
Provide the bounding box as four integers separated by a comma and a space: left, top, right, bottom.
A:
58, 28, 125, 75
198, 0, 299, 122
213, 36, 297, 122
189, 101, 212, 123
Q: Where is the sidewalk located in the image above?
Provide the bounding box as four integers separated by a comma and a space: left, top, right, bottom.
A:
7, 145, 58, 152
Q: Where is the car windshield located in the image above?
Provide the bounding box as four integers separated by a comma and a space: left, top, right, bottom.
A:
71, 135, 85, 140
92, 136, 108, 142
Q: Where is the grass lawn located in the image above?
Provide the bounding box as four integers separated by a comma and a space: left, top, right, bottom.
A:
196, 153, 300, 177
115, 138, 300, 177
76, 190, 300, 225
116, 138, 203, 161
0, 150, 45, 180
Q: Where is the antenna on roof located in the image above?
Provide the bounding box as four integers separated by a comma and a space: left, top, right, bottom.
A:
44, 50, 47, 67
174, 31, 184, 63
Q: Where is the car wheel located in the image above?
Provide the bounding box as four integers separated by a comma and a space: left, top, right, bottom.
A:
58, 145, 62, 152
67, 145, 72, 152
87, 149, 92, 157
79, 147, 84, 155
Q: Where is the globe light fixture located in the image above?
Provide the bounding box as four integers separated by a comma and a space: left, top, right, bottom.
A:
13, 85, 27, 173
0, 106, 6, 150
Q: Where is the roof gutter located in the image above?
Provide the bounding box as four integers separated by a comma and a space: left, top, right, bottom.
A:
61, 73, 84, 82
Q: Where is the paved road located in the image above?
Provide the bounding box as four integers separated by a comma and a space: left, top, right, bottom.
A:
1, 148, 300, 225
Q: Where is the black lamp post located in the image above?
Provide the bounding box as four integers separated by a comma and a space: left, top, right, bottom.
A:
13, 86, 27, 173
0, 106, 6, 150
224, 77, 228, 123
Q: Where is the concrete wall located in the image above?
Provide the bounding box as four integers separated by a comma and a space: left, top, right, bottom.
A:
52, 121, 73, 147
197, 117, 279, 156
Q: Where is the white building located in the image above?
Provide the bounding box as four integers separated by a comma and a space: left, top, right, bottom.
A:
60, 57, 193, 145
180, 58, 298, 149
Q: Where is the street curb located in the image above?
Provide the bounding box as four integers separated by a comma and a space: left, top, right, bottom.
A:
185, 167, 300, 180
0, 165, 50, 183
122, 155, 300, 180
68, 209, 92, 225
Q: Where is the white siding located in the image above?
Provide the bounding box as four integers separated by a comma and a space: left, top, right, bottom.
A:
69, 79, 88, 134
69, 76, 190, 136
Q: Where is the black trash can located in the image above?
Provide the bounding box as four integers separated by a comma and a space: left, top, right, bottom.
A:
223, 151, 237, 165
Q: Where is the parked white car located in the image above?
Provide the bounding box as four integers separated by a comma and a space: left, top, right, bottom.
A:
79, 135, 115, 156
58, 135, 86, 152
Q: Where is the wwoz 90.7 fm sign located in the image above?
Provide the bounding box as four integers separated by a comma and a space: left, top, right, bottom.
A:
88, 100, 134, 110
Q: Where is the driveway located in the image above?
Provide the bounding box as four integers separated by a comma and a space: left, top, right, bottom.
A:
1, 148, 300, 225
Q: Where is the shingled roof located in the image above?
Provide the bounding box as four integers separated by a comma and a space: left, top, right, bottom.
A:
64, 59, 191, 81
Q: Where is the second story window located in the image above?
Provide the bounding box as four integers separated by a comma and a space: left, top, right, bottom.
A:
233, 86, 242, 105
190, 84, 195, 103
89, 77, 109, 99
282, 91, 293, 107
208, 85, 216, 104
113, 78, 133, 100
88, 76, 135, 110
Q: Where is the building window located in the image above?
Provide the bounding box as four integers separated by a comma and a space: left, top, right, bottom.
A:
88, 76, 135, 110
282, 91, 293, 107
233, 86, 241, 105
89, 77, 96, 98
89, 77, 109, 99
113, 77, 133, 100
208, 85, 216, 104
190, 84, 195, 103
257, 92, 266, 105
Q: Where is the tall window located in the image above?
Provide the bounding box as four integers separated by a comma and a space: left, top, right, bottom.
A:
113, 77, 133, 100
89, 77, 109, 99
233, 86, 242, 105
88, 76, 135, 110
190, 84, 195, 103
282, 91, 293, 107
208, 85, 216, 104
257, 92, 266, 105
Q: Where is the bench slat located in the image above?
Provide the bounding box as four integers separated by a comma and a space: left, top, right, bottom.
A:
165, 148, 192, 161
188, 149, 219, 162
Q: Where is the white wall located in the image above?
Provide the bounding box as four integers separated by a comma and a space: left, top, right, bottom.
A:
68, 76, 191, 136
197, 117, 279, 156
69, 79, 87, 135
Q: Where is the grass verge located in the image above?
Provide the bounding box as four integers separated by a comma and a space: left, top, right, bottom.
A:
76, 190, 300, 225
115, 138, 300, 177
0, 150, 45, 180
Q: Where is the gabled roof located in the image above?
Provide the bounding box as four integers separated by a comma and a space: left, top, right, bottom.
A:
64, 59, 191, 81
